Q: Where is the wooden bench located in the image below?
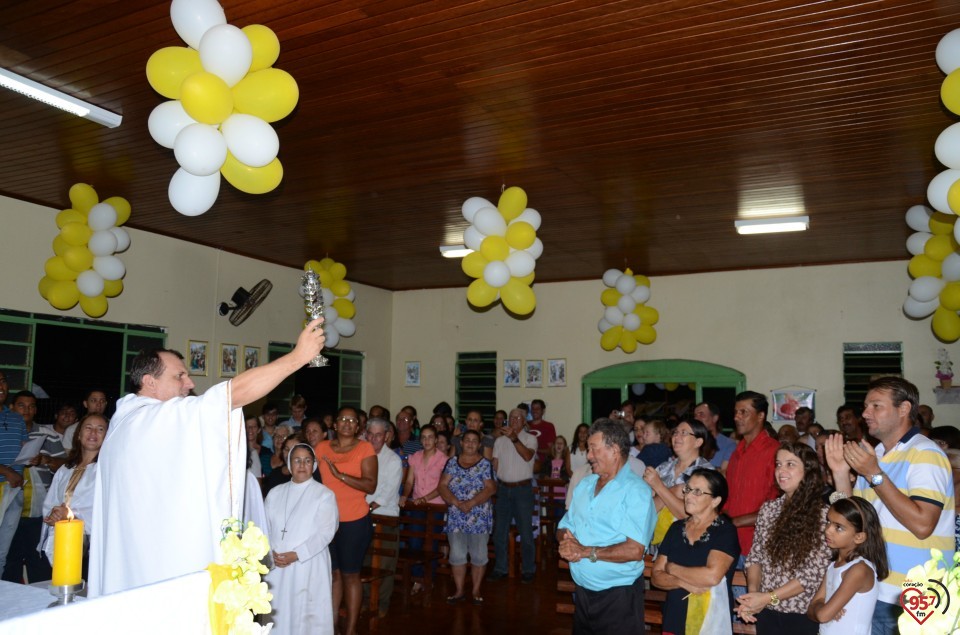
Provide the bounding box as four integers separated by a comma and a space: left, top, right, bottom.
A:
395, 502, 448, 600
361, 514, 400, 619
557, 555, 757, 634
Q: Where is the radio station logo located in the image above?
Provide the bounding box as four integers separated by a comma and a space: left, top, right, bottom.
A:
900, 578, 952, 626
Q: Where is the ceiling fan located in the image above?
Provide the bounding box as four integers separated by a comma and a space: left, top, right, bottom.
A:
218, 279, 273, 326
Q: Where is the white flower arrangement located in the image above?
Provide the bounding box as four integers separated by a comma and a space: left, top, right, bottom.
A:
937, 348, 954, 381
208, 518, 273, 635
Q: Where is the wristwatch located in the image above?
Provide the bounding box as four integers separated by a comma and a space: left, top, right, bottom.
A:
769, 592, 780, 607
588, 547, 598, 563
869, 471, 885, 488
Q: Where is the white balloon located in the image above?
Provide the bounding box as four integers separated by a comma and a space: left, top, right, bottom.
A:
110, 227, 131, 253
617, 295, 636, 314
483, 261, 511, 288
170, 0, 226, 49
324, 307, 339, 324
505, 250, 535, 278
937, 29, 960, 75
76, 270, 105, 298
174, 123, 227, 176
602, 268, 622, 287
473, 207, 507, 236
927, 169, 960, 214
936, 123, 960, 169
906, 204, 934, 232
631, 383, 646, 396
148, 101, 197, 149
463, 226, 485, 251
321, 288, 335, 306
93, 256, 126, 281
87, 203, 118, 231
906, 232, 933, 256
655, 383, 665, 390
323, 324, 341, 348
168, 168, 220, 216
461, 197, 493, 224
598, 318, 612, 334
345, 289, 356, 302
199, 24, 252, 87
622, 313, 641, 331
513, 208, 541, 231
615, 274, 637, 295
909, 276, 946, 302
630, 285, 651, 304
336, 318, 356, 337
526, 237, 544, 260
903, 296, 939, 319
604, 306, 624, 325
88, 230, 119, 256
944, 252, 960, 282
220, 113, 278, 168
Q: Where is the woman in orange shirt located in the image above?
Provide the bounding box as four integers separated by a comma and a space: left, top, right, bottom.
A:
315, 406, 378, 635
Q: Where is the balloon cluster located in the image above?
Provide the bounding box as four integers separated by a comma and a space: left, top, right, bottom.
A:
460, 187, 543, 315
39, 184, 131, 317
146, 0, 298, 216
598, 268, 659, 352
902, 29, 960, 342
303, 259, 357, 348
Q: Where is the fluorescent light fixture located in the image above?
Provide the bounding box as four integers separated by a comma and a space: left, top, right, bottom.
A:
439, 245, 474, 258
734, 215, 809, 235
0, 68, 122, 128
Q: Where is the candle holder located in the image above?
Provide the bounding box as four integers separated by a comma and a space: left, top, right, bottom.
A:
299, 270, 329, 367
49, 580, 84, 606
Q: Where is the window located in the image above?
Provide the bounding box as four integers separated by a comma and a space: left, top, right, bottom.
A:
265, 343, 364, 417
843, 342, 903, 406
456, 352, 497, 423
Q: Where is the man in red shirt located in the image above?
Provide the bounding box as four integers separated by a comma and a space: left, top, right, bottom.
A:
725, 391, 779, 556
527, 399, 556, 464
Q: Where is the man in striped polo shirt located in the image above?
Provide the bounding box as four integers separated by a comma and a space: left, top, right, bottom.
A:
826, 376, 955, 635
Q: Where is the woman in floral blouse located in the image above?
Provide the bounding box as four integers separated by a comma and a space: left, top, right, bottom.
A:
438, 430, 496, 605
736, 442, 832, 634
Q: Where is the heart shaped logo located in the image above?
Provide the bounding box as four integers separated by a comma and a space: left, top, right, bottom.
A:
900, 586, 934, 625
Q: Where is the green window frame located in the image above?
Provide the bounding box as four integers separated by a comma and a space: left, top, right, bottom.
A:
456, 352, 497, 423
843, 342, 903, 407
266, 342, 364, 415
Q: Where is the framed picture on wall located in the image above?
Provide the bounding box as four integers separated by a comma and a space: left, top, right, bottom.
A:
405, 361, 421, 387
503, 360, 521, 387
188, 340, 208, 376
243, 346, 260, 371
548, 358, 567, 387
220, 343, 239, 377
525, 360, 543, 388
770, 388, 815, 422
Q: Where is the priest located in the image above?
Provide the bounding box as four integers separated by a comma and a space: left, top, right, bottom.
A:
89, 318, 325, 597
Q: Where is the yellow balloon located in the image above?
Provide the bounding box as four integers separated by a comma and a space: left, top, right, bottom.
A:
515, 272, 535, 286
665, 382, 679, 391
933, 307, 960, 342
52, 235, 69, 256
687, 383, 697, 390
47, 280, 80, 310
620, 330, 638, 353
500, 278, 536, 315
331, 280, 351, 297
942, 69, 960, 116
479, 236, 510, 261
332, 298, 356, 319
948, 179, 960, 216
925, 234, 955, 261
930, 212, 956, 235
305, 259, 322, 273
181, 71, 234, 124
601, 288, 621, 307
634, 274, 651, 287
103, 196, 132, 226
79, 294, 108, 318
146, 46, 203, 99
467, 278, 498, 307
38, 276, 55, 300
637, 324, 657, 344
600, 326, 623, 351
60, 222, 92, 246
319, 258, 335, 270
318, 270, 333, 287
221, 153, 283, 194
45, 256, 78, 281
242, 25, 280, 73
103, 279, 124, 298
56, 209, 85, 228
635, 305, 660, 325
329, 262, 347, 280
232, 68, 299, 122
69, 183, 98, 213
908, 254, 942, 279
497, 187, 527, 221
462, 251, 489, 279
63, 245, 94, 272
505, 221, 536, 250
942, 283, 960, 311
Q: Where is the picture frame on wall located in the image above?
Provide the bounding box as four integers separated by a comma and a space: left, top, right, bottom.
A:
220, 343, 239, 378
525, 360, 543, 388
503, 360, 521, 387
187, 340, 208, 376
548, 358, 567, 387
770, 388, 816, 422
405, 361, 421, 387
243, 346, 260, 371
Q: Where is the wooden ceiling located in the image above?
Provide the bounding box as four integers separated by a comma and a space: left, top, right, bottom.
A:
2, 0, 959, 290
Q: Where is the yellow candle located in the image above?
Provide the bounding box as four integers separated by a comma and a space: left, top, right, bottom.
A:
52, 518, 84, 586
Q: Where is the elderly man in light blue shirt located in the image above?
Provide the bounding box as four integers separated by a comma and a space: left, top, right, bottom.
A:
558, 418, 656, 634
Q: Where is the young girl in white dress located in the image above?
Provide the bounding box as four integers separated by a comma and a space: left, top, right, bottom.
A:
808, 496, 888, 634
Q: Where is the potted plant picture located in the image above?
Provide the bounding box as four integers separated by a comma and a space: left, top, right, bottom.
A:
936, 348, 954, 389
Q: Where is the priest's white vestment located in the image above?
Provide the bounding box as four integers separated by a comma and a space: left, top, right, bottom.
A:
264, 478, 338, 635
89, 382, 245, 596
